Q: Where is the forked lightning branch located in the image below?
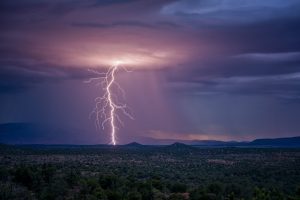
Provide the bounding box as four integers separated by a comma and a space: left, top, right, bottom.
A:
85, 63, 134, 145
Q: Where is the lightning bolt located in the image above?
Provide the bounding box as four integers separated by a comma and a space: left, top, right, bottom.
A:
85, 63, 133, 145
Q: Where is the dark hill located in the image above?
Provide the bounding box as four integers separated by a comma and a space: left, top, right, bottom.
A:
169, 142, 190, 148
165, 142, 196, 152
124, 142, 143, 147
249, 136, 300, 147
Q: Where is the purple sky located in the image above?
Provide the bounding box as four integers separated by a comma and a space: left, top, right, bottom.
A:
1, 0, 300, 144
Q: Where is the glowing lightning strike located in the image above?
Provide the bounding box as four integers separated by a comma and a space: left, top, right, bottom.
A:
85, 63, 134, 145
107, 65, 117, 145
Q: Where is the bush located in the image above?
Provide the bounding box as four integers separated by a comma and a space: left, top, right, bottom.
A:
171, 183, 187, 193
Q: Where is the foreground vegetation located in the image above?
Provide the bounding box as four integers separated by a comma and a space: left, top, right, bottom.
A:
0, 144, 300, 200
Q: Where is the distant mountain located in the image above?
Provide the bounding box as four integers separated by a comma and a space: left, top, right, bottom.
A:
0, 123, 39, 144
249, 136, 300, 147
189, 140, 240, 146
169, 142, 190, 148
124, 142, 143, 147
0, 123, 94, 144
165, 142, 196, 151
138, 136, 300, 147
137, 137, 242, 146
1, 123, 300, 147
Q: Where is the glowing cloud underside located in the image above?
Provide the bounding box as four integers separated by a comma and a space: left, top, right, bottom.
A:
86, 63, 134, 145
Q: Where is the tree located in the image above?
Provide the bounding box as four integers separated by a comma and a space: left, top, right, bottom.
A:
13, 166, 34, 189
252, 187, 270, 200
168, 193, 186, 200
127, 191, 142, 200
207, 182, 223, 196
171, 183, 187, 193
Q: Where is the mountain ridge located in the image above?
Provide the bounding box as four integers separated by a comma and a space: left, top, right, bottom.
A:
138, 136, 300, 147
1, 123, 300, 147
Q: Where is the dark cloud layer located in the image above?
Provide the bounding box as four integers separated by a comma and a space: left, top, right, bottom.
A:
162, 0, 300, 24
1, 0, 300, 93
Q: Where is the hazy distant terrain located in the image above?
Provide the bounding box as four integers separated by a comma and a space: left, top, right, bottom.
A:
1, 122, 300, 147
1, 144, 300, 199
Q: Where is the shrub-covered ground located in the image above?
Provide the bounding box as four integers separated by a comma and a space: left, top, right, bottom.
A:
0, 144, 300, 200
